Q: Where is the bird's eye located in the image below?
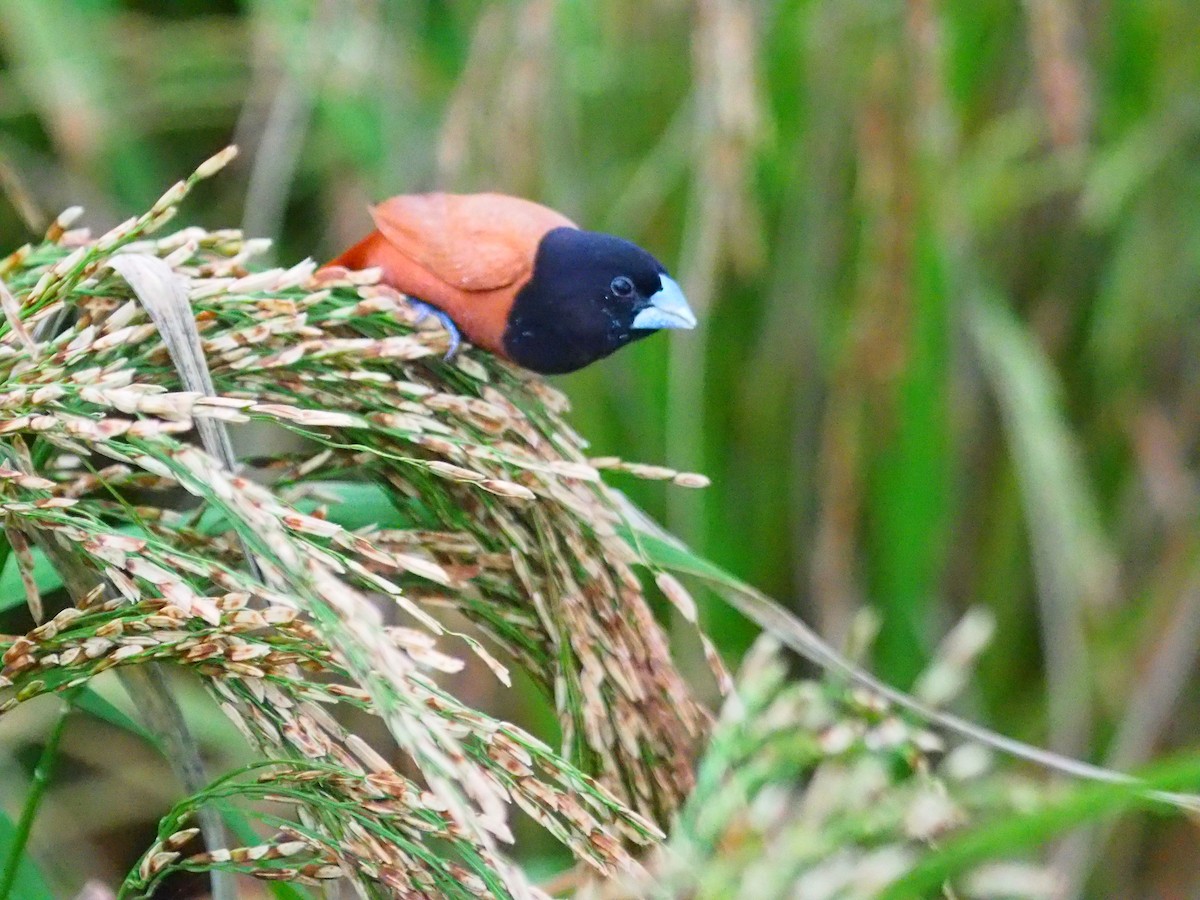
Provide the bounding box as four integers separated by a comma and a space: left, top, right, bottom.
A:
610, 276, 635, 298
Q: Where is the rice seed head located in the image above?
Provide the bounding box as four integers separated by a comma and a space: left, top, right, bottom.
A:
0, 169, 722, 897
194, 145, 240, 180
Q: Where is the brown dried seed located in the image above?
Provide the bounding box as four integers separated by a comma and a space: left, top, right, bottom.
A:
110, 643, 146, 667
2, 637, 34, 664
546, 461, 600, 481
191, 597, 222, 626
15, 680, 46, 702
138, 847, 166, 880
426, 461, 486, 482
262, 605, 298, 625
227, 644, 269, 662
195, 145, 239, 179
479, 479, 536, 501
587, 828, 626, 861
271, 840, 311, 858
82, 637, 114, 659
164, 828, 201, 850
58, 647, 82, 667
50, 607, 84, 629
183, 642, 222, 662
672, 471, 711, 488
224, 662, 266, 678
152, 180, 188, 212
28, 622, 57, 642
655, 572, 697, 624
324, 684, 371, 703
487, 748, 533, 779
95, 620, 124, 639
226, 609, 268, 630
390, 553, 452, 586
257, 870, 302, 883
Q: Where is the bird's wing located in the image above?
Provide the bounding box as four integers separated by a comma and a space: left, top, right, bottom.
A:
370, 193, 577, 293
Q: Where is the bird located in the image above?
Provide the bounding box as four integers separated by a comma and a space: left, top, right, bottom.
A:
325, 193, 697, 374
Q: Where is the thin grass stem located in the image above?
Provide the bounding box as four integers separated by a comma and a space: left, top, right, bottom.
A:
0, 697, 70, 900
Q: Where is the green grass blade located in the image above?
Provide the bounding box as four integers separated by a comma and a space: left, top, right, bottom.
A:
869, 220, 953, 686
0, 544, 62, 613
879, 751, 1200, 899
967, 291, 1114, 754
0, 812, 53, 900
69, 687, 161, 751
0, 700, 70, 900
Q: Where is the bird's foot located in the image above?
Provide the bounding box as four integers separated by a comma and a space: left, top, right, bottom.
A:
409, 299, 461, 360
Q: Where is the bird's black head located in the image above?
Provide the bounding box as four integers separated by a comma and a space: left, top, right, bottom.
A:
502, 227, 697, 374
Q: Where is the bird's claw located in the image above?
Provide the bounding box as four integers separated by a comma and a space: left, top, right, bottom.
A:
410, 299, 461, 361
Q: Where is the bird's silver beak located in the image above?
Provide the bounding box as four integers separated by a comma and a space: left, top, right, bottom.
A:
631, 276, 697, 331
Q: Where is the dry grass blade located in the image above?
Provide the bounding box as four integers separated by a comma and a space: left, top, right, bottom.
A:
107, 252, 239, 473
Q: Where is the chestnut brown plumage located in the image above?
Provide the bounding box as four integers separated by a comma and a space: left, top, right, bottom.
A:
327, 193, 696, 374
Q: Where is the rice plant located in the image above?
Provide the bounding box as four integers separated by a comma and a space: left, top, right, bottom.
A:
3, 2, 1200, 891
1, 151, 1195, 900
0, 149, 714, 897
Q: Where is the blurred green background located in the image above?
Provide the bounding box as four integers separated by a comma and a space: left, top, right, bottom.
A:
2, 0, 1200, 895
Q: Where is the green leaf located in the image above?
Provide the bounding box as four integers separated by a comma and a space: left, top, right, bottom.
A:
879, 751, 1200, 898
0, 812, 53, 900
0, 546, 63, 614
618, 523, 743, 590
868, 219, 952, 686
69, 687, 162, 750
193, 481, 408, 536
968, 293, 1116, 751
319, 481, 410, 530
967, 293, 1115, 609
0, 700, 71, 900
